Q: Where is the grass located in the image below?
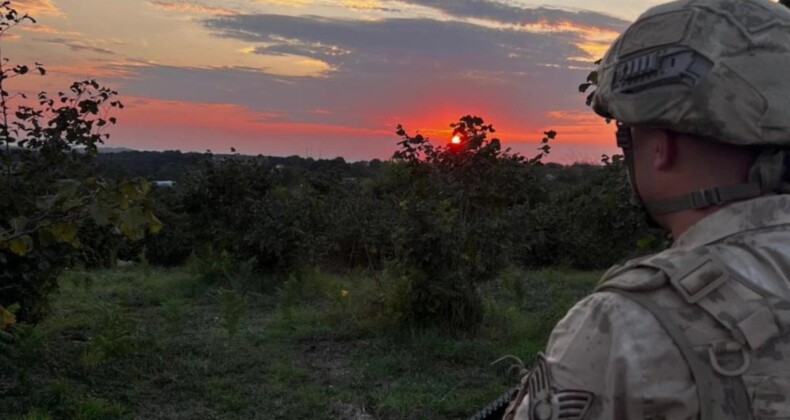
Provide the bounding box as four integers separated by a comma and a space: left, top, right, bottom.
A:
0, 265, 599, 419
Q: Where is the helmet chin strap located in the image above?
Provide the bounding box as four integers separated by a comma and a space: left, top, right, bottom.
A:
643, 183, 764, 215
617, 124, 785, 217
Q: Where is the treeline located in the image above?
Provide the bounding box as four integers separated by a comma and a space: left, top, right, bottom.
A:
2, 110, 666, 330
94, 150, 384, 182
100, 116, 664, 330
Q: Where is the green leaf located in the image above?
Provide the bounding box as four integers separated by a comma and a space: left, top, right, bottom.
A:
36, 194, 59, 211
89, 201, 111, 226
119, 207, 147, 240
8, 235, 34, 256
0, 306, 16, 328
56, 179, 81, 197
120, 181, 142, 201
51, 222, 78, 244
590, 70, 599, 85
637, 235, 655, 249
139, 180, 151, 196
146, 211, 163, 234
61, 197, 83, 211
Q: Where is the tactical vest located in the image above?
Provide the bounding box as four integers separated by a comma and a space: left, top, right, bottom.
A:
598, 246, 790, 419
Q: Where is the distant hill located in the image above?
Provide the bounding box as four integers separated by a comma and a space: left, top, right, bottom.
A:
98, 147, 137, 153
94, 150, 209, 181
93, 150, 384, 182
93, 149, 602, 186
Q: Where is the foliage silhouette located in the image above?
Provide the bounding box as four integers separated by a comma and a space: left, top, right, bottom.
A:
0, 2, 158, 323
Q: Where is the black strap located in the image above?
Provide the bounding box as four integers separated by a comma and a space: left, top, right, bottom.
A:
644, 182, 763, 215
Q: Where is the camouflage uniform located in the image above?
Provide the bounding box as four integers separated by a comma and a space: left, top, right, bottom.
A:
505, 0, 790, 419
506, 194, 790, 419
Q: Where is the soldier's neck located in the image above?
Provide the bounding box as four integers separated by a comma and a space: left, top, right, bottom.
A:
661, 207, 721, 240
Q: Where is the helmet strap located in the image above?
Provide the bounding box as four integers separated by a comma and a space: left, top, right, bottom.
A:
642, 149, 788, 215
643, 183, 764, 215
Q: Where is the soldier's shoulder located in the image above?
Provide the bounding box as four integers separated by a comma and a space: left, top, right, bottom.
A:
547, 289, 678, 367
596, 245, 711, 293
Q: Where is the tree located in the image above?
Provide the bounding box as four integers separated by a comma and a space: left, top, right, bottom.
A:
388, 116, 552, 331
0, 2, 159, 323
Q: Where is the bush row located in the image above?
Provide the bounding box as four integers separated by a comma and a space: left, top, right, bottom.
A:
131, 116, 664, 330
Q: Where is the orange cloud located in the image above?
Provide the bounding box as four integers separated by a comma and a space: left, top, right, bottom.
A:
147, 1, 239, 16
45, 60, 150, 79
340, 0, 386, 9
19, 24, 59, 33
517, 19, 620, 61
544, 110, 613, 145
12, 0, 61, 16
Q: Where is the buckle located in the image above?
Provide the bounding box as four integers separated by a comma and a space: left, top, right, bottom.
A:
615, 123, 632, 149
688, 188, 723, 209
669, 258, 728, 304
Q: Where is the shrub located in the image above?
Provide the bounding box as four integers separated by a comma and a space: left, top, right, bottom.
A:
0, 4, 159, 323
385, 116, 551, 331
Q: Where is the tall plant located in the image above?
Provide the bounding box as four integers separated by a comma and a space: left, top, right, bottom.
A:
389, 116, 551, 331
0, 2, 159, 323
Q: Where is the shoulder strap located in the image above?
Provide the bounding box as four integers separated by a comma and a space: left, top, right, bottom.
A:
601, 288, 751, 420
601, 288, 718, 420
665, 256, 784, 351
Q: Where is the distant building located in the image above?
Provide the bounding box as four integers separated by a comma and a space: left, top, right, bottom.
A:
153, 180, 176, 188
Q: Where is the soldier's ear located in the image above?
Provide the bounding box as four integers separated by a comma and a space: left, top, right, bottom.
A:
653, 130, 677, 171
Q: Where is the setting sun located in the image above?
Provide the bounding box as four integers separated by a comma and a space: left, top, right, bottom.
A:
451, 135, 462, 145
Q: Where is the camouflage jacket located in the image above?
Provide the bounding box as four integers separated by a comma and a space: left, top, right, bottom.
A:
506, 194, 790, 420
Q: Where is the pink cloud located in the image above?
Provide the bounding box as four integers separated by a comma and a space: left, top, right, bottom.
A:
108, 96, 395, 158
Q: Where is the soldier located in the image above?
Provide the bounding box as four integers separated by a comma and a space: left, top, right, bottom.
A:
504, 0, 790, 419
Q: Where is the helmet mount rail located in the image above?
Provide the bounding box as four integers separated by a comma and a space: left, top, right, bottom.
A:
613, 47, 714, 95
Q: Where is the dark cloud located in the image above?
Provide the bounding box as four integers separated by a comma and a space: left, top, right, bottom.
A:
37, 37, 116, 55
108, 10, 613, 157
205, 14, 587, 74
400, 0, 628, 31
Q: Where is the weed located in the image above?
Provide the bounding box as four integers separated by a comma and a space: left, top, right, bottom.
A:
228, 256, 258, 294
5, 266, 601, 419
14, 408, 53, 420
215, 288, 246, 338
139, 246, 151, 280
71, 396, 127, 420
65, 271, 95, 290
497, 266, 525, 303
81, 303, 136, 367
159, 298, 185, 334
186, 247, 235, 285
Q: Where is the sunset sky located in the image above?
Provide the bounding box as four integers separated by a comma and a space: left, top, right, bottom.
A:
7, 0, 671, 162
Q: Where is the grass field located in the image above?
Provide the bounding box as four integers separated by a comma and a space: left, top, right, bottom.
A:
1, 265, 599, 419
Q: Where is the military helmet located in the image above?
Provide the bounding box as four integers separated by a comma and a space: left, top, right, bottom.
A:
593, 0, 790, 147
